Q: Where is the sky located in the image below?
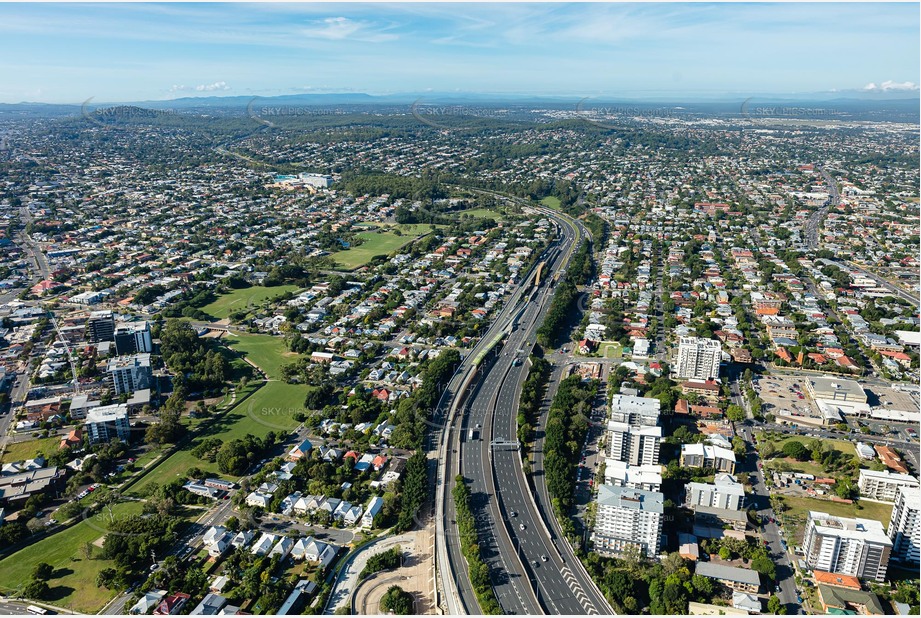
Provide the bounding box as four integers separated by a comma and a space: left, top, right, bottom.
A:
0, 2, 918, 104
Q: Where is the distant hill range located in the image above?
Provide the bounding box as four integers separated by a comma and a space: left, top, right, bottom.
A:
1, 90, 917, 123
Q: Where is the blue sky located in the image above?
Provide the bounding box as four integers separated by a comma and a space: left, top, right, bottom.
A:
0, 2, 918, 103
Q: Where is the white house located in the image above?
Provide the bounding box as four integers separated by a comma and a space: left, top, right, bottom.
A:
251, 532, 278, 556
270, 536, 294, 561
231, 529, 255, 549
246, 490, 273, 509
202, 526, 227, 546
362, 496, 384, 529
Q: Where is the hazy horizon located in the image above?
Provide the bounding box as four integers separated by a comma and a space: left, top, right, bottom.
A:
0, 2, 918, 105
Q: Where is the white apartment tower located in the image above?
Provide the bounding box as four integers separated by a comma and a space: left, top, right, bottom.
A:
803, 511, 892, 581
591, 485, 663, 558
606, 394, 661, 466
888, 486, 921, 565
676, 337, 722, 380
607, 423, 661, 466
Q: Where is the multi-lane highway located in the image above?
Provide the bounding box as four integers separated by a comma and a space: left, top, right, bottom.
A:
803, 165, 838, 251
436, 199, 613, 615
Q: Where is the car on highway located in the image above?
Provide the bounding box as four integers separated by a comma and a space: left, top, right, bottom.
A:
541, 555, 548, 562
510, 511, 517, 517
519, 523, 526, 531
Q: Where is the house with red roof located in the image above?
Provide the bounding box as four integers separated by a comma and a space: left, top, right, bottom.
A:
154, 592, 191, 615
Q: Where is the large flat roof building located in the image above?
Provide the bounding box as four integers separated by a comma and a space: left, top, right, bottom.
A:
807, 376, 867, 405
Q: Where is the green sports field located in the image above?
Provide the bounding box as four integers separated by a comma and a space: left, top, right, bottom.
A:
334, 231, 419, 270
540, 196, 562, 210
201, 284, 300, 320
223, 332, 300, 380
128, 379, 305, 497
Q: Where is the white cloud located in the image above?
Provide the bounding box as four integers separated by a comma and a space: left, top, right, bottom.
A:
300, 17, 397, 43
195, 81, 230, 92
863, 80, 918, 91
169, 82, 230, 93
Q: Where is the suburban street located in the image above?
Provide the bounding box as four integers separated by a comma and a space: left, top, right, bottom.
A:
736, 423, 802, 614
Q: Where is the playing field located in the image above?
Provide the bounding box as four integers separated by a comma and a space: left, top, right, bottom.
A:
201, 284, 300, 320
0, 435, 61, 463
0, 501, 143, 613
451, 207, 504, 220
334, 231, 419, 270
540, 196, 562, 210
223, 332, 299, 380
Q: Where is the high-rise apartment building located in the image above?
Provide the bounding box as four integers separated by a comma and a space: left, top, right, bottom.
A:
803, 511, 892, 581
676, 336, 722, 380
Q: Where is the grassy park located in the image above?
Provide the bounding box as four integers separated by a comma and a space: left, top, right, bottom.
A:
334, 230, 420, 269
0, 501, 143, 613
452, 207, 504, 220
540, 196, 562, 210
223, 331, 299, 379
201, 284, 300, 320
129, 333, 304, 496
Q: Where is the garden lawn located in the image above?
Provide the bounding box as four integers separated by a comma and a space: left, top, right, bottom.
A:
0, 501, 143, 613
127, 380, 306, 496
201, 285, 300, 320
599, 342, 623, 359
1, 436, 62, 463
334, 231, 421, 270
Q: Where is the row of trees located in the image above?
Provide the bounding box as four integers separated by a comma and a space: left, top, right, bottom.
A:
516, 356, 551, 451
535, 239, 593, 348
452, 476, 502, 614
544, 376, 597, 519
